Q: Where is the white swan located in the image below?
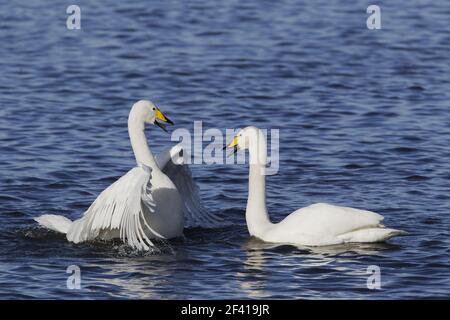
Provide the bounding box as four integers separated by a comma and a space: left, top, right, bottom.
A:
225, 126, 406, 246
35, 100, 220, 250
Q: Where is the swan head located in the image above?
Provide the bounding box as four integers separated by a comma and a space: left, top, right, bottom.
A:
223, 126, 266, 164
131, 100, 174, 132
224, 127, 249, 155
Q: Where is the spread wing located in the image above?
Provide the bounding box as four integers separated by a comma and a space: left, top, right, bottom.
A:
156, 145, 225, 228
67, 165, 161, 250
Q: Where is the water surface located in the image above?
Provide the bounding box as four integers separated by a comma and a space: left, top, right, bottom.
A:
0, 0, 449, 299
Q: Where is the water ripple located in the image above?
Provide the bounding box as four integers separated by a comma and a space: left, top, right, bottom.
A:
0, 0, 449, 299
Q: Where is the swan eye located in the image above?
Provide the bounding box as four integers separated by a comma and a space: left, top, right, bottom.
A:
152, 107, 156, 111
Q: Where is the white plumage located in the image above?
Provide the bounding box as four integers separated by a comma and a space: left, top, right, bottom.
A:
263, 203, 404, 246
35, 100, 221, 250
67, 165, 158, 250
157, 144, 223, 228
225, 126, 407, 246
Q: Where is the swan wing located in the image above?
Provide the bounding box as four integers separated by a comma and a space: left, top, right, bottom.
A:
280, 203, 384, 240
67, 165, 160, 250
156, 144, 224, 228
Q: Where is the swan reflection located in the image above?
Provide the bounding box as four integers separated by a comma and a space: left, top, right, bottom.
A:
237, 237, 400, 298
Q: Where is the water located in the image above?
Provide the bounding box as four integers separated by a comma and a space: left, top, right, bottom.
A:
0, 0, 449, 299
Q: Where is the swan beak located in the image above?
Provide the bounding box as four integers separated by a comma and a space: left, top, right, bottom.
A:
154, 108, 174, 133
223, 136, 239, 157
155, 108, 174, 125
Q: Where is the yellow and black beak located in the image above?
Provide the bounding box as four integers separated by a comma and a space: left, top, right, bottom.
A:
223, 136, 239, 157
154, 107, 174, 133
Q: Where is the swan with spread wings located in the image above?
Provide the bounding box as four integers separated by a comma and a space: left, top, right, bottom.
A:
35, 100, 221, 250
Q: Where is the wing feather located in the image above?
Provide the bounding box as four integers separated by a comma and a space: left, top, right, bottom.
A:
66, 165, 161, 250
157, 145, 225, 228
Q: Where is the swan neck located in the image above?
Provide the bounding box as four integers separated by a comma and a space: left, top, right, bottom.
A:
128, 111, 158, 169
246, 132, 272, 238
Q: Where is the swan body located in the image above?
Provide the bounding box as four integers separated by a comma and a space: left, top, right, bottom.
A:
225, 126, 406, 246
35, 100, 219, 250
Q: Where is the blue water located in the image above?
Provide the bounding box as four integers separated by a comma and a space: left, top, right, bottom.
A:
1, 0, 450, 299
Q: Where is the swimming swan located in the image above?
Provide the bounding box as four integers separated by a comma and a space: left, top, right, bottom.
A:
35, 100, 220, 250
225, 126, 406, 246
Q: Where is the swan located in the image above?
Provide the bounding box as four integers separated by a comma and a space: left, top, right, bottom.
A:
225, 126, 406, 246
35, 100, 220, 250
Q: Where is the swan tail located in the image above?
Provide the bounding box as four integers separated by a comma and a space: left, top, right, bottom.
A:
338, 227, 408, 243
34, 214, 73, 234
